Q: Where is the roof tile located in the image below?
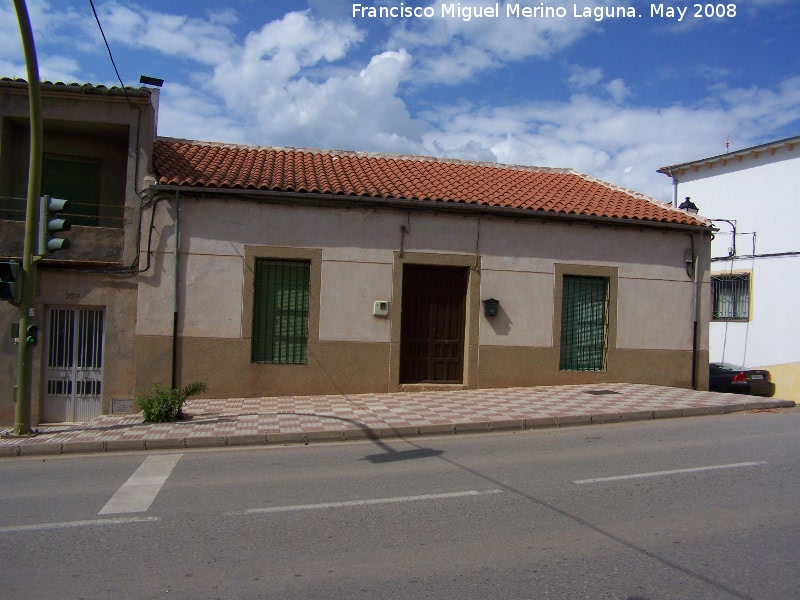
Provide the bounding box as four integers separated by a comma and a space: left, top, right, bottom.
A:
153, 138, 706, 227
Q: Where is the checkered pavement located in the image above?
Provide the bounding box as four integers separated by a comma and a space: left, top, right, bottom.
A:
0, 383, 793, 456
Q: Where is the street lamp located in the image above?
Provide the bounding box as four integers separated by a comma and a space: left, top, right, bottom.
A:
678, 197, 699, 214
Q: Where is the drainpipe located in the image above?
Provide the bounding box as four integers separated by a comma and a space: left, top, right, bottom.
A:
688, 230, 698, 390
171, 190, 180, 389
687, 231, 705, 390
669, 170, 679, 208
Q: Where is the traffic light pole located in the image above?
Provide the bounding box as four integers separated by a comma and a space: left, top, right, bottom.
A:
10, 0, 43, 436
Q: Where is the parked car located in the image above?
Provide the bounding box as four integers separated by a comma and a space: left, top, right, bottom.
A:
709, 362, 776, 397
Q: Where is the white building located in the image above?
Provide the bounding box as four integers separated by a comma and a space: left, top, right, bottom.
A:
659, 136, 800, 401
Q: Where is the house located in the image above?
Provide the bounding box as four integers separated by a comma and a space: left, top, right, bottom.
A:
658, 136, 800, 401
0, 78, 156, 424
1, 79, 712, 425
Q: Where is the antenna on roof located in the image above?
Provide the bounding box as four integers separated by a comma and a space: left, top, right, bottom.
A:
725, 135, 730, 153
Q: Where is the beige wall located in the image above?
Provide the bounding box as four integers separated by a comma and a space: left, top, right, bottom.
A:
0, 84, 158, 425
132, 195, 710, 400
0, 270, 138, 425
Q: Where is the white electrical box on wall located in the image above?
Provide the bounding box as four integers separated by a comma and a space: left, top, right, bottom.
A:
373, 300, 390, 316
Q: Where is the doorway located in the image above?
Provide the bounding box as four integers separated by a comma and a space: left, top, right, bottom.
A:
400, 265, 468, 383
42, 307, 105, 422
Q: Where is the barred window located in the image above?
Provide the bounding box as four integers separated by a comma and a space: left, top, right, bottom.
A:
559, 276, 609, 371
712, 274, 750, 321
252, 259, 310, 364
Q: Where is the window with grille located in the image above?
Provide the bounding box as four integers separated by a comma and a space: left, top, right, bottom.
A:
559, 276, 609, 371
252, 259, 310, 364
711, 273, 750, 321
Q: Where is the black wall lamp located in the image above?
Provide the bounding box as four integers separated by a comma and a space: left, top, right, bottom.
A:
483, 298, 500, 318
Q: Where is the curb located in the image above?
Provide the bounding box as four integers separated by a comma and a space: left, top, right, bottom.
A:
1, 401, 794, 458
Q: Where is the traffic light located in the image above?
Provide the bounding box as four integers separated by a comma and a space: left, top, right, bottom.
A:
0, 260, 21, 302
25, 324, 38, 346
38, 195, 72, 255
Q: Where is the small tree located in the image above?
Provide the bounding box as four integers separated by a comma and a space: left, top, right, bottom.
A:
138, 382, 208, 423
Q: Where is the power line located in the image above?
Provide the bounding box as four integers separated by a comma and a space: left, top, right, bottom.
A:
88, 0, 131, 102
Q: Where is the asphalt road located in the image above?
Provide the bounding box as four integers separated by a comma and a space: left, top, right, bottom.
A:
1, 409, 798, 599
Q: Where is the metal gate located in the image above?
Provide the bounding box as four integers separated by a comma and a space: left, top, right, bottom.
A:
42, 307, 105, 422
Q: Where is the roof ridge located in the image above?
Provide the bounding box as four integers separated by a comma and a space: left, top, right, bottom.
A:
0, 77, 151, 93
155, 136, 575, 175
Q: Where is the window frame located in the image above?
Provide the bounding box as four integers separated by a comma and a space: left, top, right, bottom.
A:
711, 272, 751, 322
554, 264, 618, 373
242, 246, 321, 366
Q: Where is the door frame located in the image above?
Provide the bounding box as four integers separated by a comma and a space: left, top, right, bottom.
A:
399, 264, 468, 384
42, 306, 106, 423
389, 252, 481, 389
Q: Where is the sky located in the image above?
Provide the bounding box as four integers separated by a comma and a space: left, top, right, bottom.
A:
2, 0, 799, 202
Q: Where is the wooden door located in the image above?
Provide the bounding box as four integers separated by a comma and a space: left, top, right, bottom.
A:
400, 265, 468, 383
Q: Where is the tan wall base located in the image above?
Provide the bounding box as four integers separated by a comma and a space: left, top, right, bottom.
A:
760, 362, 800, 402
135, 336, 392, 400
134, 335, 175, 405
133, 334, 707, 403
476, 346, 705, 390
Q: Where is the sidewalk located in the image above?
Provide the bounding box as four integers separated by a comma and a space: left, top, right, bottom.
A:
1, 383, 795, 457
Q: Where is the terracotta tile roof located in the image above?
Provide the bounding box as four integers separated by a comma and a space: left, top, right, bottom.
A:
153, 138, 706, 227
0, 77, 153, 99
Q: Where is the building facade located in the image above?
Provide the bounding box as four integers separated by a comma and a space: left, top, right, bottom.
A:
1, 80, 711, 425
0, 79, 157, 424
139, 140, 711, 401
659, 136, 800, 401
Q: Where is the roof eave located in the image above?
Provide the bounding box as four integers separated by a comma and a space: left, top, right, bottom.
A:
150, 184, 711, 233
658, 134, 800, 175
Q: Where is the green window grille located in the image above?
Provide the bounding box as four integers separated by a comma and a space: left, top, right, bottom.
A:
711, 274, 750, 320
252, 259, 310, 364
42, 156, 101, 227
559, 276, 609, 371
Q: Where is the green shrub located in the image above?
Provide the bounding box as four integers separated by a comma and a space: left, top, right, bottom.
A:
138, 382, 208, 423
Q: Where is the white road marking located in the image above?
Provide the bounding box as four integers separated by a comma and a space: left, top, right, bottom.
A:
99, 454, 183, 514
0, 517, 159, 534
227, 489, 504, 515
574, 461, 768, 485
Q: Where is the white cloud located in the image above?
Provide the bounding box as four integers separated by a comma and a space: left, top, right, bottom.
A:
4, 1, 797, 207
155, 83, 250, 143
420, 75, 800, 202
1, 0, 86, 80
387, 0, 606, 84
94, 2, 239, 66
568, 66, 604, 91
604, 78, 631, 104
205, 11, 426, 152
0, 3, 22, 59
210, 11, 365, 112
37, 55, 83, 82
245, 48, 426, 152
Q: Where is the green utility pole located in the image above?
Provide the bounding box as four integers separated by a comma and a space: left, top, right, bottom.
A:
10, 0, 43, 436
